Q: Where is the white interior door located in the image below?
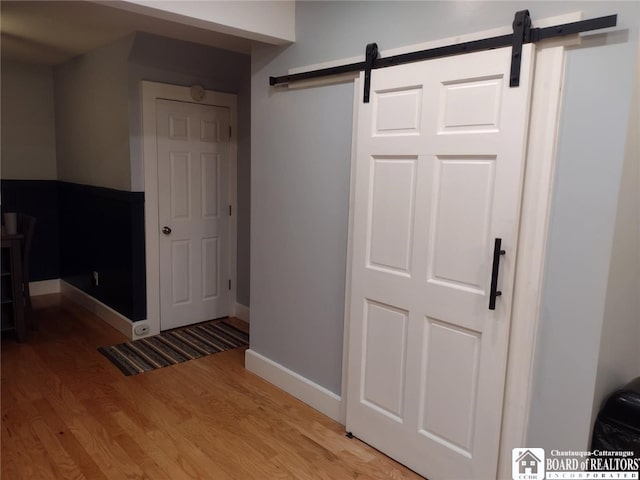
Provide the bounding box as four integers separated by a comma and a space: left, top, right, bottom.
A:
345, 45, 534, 479
157, 99, 231, 330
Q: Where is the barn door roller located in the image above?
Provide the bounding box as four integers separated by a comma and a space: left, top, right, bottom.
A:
509, 10, 532, 87
269, 10, 618, 103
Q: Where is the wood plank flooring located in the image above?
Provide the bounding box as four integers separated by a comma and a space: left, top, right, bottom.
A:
1, 294, 424, 479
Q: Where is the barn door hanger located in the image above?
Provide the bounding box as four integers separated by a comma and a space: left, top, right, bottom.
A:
269, 10, 618, 103
509, 10, 532, 87
363, 42, 379, 103
360, 10, 533, 100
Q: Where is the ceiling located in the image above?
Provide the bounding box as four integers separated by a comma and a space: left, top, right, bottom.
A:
0, 0, 254, 66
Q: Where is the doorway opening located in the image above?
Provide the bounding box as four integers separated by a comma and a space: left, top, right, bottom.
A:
141, 81, 238, 336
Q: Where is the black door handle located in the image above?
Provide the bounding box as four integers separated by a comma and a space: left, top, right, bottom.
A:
489, 238, 506, 310
162, 226, 172, 235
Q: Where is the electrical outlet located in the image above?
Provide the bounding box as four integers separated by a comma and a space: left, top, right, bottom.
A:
93, 271, 99, 286
134, 324, 150, 336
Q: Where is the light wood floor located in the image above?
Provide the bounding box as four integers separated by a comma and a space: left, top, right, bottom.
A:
1, 294, 424, 479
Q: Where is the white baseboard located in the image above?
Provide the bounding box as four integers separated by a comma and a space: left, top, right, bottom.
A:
245, 349, 343, 423
30, 279, 61, 296
233, 302, 250, 323
60, 281, 133, 339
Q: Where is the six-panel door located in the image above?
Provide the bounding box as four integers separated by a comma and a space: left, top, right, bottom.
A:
157, 99, 231, 330
346, 45, 535, 480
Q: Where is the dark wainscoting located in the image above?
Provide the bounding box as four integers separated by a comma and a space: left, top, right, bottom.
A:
1, 180, 61, 281
1, 180, 146, 321
58, 182, 146, 321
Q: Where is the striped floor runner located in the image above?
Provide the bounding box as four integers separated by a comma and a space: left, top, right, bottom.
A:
98, 319, 249, 376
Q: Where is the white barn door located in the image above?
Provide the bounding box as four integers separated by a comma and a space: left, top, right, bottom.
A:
156, 99, 231, 330
345, 45, 534, 479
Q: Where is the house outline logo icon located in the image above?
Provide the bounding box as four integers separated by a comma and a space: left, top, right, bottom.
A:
512, 448, 545, 480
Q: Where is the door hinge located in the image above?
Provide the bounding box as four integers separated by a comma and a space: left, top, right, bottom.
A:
228, 279, 232, 290
229, 205, 232, 216
229, 126, 232, 139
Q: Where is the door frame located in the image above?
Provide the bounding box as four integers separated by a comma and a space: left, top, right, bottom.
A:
340, 14, 582, 480
141, 81, 238, 337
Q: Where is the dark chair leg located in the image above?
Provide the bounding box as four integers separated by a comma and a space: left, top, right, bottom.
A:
17, 214, 37, 330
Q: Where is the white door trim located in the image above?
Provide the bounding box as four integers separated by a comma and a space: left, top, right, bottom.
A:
141, 81, 238, 337
496, 42, 569, 479
341, 17, 581, 480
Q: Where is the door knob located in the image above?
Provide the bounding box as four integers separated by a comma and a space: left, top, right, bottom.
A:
162, 226, 172, 235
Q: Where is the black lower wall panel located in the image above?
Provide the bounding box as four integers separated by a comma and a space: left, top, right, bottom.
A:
58, 182, 146, 321
1, 180, 60, 281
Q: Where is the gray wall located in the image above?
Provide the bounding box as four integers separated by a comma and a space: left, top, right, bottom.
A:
591, 37, 640, 427
250, 0, 640, 449
54, 35, 134, 191
1, 60, 57, 180
128, 32, 251, 306
526, 4, 639, 451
